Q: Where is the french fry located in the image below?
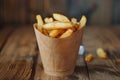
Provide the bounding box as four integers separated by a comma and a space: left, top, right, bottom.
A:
36, 15, 44, 31
43, 21, 73, 30
49, 30, 64, 38
78, 15, 87, 30
69, 26, 77, 32
42, 29, 49, 36
35, 25, 41, 32
71, 18, 77, 24
96, 48, 108, 59
85, 54, 93, 62
53, 13, 70, 22
72, 24, 80, 31
44, 17, 53, 23
59, 29, 73, 38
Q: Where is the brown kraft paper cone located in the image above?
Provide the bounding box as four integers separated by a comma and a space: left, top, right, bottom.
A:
33, 24, 84, 76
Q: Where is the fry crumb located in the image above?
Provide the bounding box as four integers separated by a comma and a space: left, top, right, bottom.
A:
96, 48, 108, 59
85, 54, 93, 62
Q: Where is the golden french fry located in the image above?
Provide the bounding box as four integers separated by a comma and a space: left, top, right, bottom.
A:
71, 24, 80, 32
36, 25, 41, 32
71, 18, 77, 24
42, 29, 49, 36
44, 17, 53, 23
59, 29, 73, 38
96, 48, 108, 59
69, 27, 77, 32
85, 54, 93, 62
36, 15, 44, 31
73, 24, 79, 30
53, 13, 70, 22
43, 21, 73, 30
78, 15, 87, 29
49, 30, 63, 38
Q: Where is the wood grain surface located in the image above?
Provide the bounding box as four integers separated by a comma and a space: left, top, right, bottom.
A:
0, 26, 37, 80
0, 25, 120, 80
0, 26, 13, 50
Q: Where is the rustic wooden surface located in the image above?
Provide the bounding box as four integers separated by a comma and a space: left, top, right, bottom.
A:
0, 25, 120, 80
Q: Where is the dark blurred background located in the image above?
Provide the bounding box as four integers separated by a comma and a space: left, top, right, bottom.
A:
0, 0, 120, 26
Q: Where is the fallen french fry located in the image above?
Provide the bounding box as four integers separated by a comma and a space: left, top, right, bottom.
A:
71, 18, 77, 24
59, 29, 73, 38
36, 15, 44, 31
78, 15, 87, 29
96, 48, 108, 59
44, 17, 53, 23
53, 13, 70, 22
43, 21, 73, 30
49, 30, 64, 38
85, 54, 93, 62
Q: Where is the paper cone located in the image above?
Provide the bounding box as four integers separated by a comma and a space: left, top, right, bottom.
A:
33, 24, 84, 76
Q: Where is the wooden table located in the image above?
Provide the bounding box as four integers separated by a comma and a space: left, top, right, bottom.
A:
0, 25, 120, 80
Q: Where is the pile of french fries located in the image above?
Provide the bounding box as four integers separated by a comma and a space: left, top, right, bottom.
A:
36, 13, 87, 38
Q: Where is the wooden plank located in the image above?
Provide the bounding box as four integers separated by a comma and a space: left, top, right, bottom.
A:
84, 27, 120, 80
34, 53, 89, 80
83, 27, 120, 51
96, 27, 120, 50
0, 26, 13, 50
83, 27, 103, 51
86, 51, 120, 80
109, 26, 120, 39
0, 26, 37, 80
